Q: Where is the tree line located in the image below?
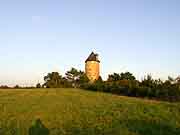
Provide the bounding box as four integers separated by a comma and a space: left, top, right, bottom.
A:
1, 67, 180, 102
38, 68, 180, 102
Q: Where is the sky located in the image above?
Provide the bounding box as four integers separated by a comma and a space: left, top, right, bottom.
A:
0, 0, 180, 86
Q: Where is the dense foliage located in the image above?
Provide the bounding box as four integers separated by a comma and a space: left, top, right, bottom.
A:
43, 72, 71, 88
41, 68, 89, 88
40, 68, 180, 102
83, 73, 180, 102
41, 68, 180, 102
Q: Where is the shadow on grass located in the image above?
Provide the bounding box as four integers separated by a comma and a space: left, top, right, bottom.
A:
29, 119, 50, 135
125, 120, 180, 135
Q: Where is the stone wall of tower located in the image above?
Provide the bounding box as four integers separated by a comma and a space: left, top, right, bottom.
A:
85, 61, 100, 82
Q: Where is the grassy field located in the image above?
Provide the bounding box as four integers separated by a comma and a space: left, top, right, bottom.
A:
0, 88, 179, 135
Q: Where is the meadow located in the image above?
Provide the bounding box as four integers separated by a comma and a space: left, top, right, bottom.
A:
0, 88, 179, 135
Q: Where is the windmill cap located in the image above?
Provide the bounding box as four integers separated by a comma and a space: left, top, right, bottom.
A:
85, 52, 100, 63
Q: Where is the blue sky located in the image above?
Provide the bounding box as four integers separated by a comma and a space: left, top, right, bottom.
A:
0, 0, 180, 86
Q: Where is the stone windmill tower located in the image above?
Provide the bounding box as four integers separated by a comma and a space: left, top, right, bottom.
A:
85, 52, 100, 82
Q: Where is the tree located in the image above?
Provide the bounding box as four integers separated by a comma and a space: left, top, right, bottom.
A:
65, 67, 89, 87
141, 74, 155, 88
14, 85, 20, 89
175, 76, 180, 84
120, 72, 136, 80
94, 76, 104, 91
78, 73, 89, 84
36, 83, 41, 88
65, 68, 80, 83
168, 76, 175, 84
0, 85, 9, 89
43, 72, 64, 88
107, 73, 121, 81
107, 72, 136, 82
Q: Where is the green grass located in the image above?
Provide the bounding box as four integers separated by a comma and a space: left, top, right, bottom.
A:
0, 88, 180, 135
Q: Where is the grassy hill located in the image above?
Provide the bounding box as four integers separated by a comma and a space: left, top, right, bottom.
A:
0, 88, 179, 135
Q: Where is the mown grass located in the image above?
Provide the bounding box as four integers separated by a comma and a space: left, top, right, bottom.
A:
0, 88, 179, 135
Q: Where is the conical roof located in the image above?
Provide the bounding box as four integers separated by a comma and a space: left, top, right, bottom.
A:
85, 52, 100, 63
